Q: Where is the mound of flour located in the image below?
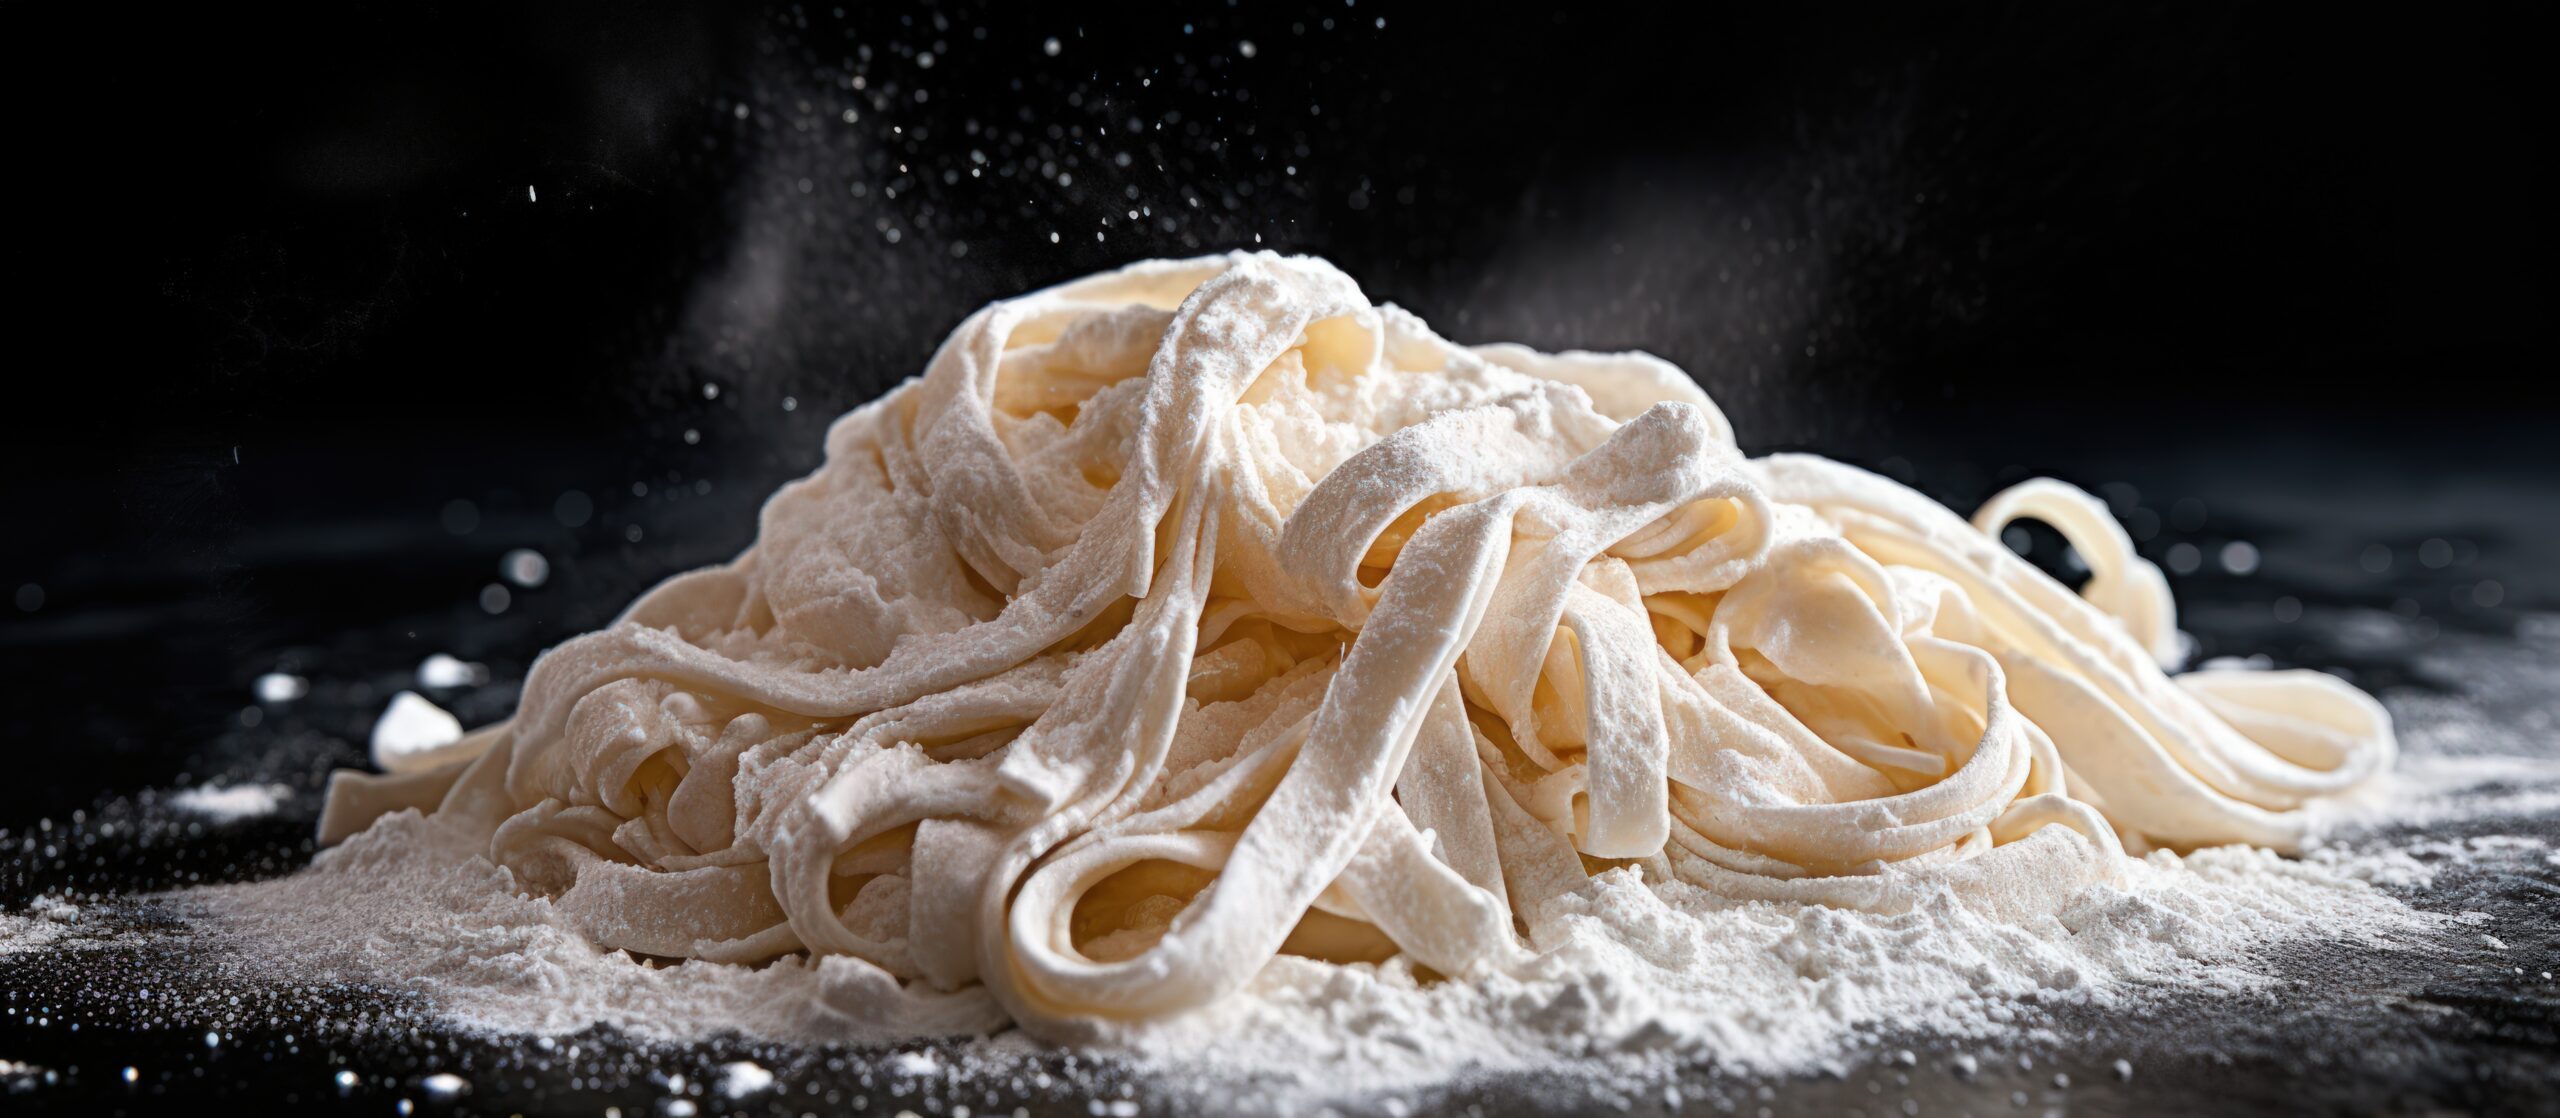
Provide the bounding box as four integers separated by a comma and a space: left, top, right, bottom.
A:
183, 808, 2434, 1097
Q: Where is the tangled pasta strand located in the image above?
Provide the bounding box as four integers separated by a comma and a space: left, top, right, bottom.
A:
320, 253, 2392, 1035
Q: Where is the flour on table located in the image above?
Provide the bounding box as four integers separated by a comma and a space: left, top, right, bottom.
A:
169, 782, 293, 823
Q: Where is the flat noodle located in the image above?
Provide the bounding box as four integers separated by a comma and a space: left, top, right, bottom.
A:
317, 253, 2393, 1037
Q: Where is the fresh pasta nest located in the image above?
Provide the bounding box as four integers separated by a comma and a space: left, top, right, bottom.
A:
321, 253, 2392, 1035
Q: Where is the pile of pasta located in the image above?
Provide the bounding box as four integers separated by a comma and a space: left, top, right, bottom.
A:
320, 253, 2392, 1035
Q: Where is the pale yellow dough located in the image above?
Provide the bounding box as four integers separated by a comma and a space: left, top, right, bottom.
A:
320, 253, 2393, 1036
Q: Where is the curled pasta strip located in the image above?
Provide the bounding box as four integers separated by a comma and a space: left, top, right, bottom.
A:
318, 252, 2392, 1035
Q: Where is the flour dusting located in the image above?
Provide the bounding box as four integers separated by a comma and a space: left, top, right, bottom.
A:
177, 804, 2439, 1101
169, 782, 293, 823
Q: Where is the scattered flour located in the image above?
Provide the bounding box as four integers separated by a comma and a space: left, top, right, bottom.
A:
889, 1050, 943, 1077
2309, 834, 2553, 890
716, 1060, 775, 1097
169, 782, 293, 823
0, 896, 83, 959
369, 691, 465, 769
2293, 745, 2560, 890
177, 809, 2436, 1100
187, 813, 1002, 1046
2313, 752, 2560, 829
416, 654, 488, 690
254, 672, 308, 703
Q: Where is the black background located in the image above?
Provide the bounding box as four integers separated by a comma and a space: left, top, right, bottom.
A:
2, 0, 2551, 826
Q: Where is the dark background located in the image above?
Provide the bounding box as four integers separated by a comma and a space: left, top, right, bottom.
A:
1, 0, 2550, 827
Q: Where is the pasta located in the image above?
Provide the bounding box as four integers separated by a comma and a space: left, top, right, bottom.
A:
317, 253, 2393, 1036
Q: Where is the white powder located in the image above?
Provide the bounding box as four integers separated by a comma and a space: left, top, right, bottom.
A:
369, 690, 465, 769
2309, 833, 2553, 890
715, 1060, 775, 1097
187, 813, 1004, 1046
0, 896, 83, 959
2314, 753, 2560, 830
169, 781, 293, 822
1084, 847, 2436, 1095
416, 653, 488, 689
254, 672, 308, 703
178, 807, 2438, 1102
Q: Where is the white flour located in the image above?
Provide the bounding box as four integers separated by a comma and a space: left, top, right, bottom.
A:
179, 805, 2441, 1099
0, 896, 84, 959
168, 782, 293, 823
